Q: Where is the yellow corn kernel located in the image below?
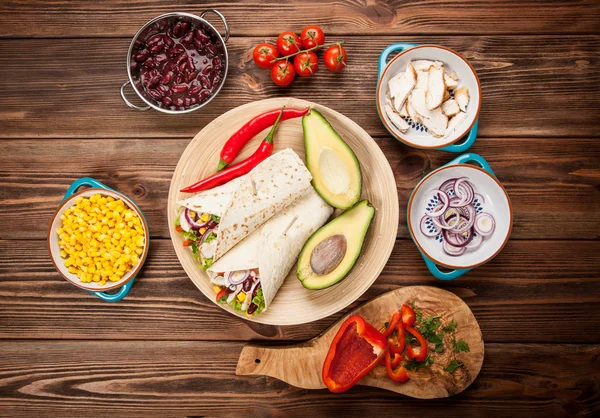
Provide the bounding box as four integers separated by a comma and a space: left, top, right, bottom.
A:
199, 227, 207, 235
99, 280, 106, 286
200, 213, 210, 222
68, 266, 78, 275
213, 285, 222, 293
60, 250, 67, 258
237, 292, 246, 302
109, 275, 120, 282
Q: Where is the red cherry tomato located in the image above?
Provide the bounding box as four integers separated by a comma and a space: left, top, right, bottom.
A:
324, 45, 348, 72
252, 43, 279, 68
271, 61, 295, 86
300, 25, 325, 49
293, 51, 318, 77
276, 31, 301, 55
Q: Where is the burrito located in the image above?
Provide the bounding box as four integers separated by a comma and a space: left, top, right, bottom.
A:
175, 148, 313, 269
208, 188, 333, 316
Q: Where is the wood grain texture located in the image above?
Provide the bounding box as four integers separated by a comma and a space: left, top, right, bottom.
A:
0, 340, 597, 417
0, 36, 598, 139
1, 239, 599, 343
237, 286, 484, 398
1, 0, 599, 37
1, 137, 598, 241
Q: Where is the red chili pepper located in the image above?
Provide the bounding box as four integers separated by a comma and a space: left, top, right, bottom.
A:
215, 288, 228, 302
385, 354, 410, 383
322, 315, 388, 393
401, 304, 416, 326
405, 326, 428, 362
181, 107, 285, 194
216, 107, 309, 171
382, 311, 400, 337
388, 323, 406, 354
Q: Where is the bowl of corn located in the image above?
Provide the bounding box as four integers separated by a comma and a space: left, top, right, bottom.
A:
48, 177, 150, 302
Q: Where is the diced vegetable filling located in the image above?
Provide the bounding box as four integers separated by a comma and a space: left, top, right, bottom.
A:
175, 209, 220, 269
211, 268, 265, 316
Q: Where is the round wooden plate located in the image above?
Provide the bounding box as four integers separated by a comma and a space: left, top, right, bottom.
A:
168, 97, 399, 325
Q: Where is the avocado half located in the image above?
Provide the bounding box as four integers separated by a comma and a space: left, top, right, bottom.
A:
297, 200, 375, 290
302, 109, 362, 210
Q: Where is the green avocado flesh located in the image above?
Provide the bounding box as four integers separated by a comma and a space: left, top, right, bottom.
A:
297, 200, 375, 290
302, 109, 362, 210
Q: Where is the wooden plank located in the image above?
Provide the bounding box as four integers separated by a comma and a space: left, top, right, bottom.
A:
1, 239, 598, 343
0, 36, 598, 139
1, 137, 598, 241
0, 340, 597, 417
1, 0, 599, 37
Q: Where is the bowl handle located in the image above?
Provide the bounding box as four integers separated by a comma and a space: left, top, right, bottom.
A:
439, 120, 479, 153
378, 43, 418, 78
200, 9, 230, 43
444, 152, 496, 177
120, 81, 151, 111
422, 256, 469, 280
62, 177, 135, 302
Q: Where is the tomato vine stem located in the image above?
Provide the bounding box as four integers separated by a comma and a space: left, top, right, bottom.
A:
271, 41, 344, 63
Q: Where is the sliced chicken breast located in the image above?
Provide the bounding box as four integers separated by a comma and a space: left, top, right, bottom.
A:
399, 100, 409, 117
441, 99, 460, 117
454, 87, 470, 112
411, 60, 443, 72
385, 103, 409, 132
444, 73, 459, 90
426, 66, 445, 110
407, 97, 420, 123
445, 111, 468, 138
410, 88, 448, 136
415, 70, 429, 90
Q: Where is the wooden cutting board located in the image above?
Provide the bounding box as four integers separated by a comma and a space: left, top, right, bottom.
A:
236, 286, 484, 398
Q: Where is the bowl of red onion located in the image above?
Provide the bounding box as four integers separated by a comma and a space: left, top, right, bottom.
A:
407, 153, 512, 280
121, 10, 229, 113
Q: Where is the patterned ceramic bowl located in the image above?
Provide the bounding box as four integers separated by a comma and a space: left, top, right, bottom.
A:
407, 154, 512, 279
48, 178, 150, 302
377, 43, 481, 152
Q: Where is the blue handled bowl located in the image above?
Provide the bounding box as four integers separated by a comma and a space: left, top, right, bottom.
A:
376, 43, 481, 152
47, 177, 150, 302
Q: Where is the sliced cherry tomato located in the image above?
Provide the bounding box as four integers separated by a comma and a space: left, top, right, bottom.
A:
324, 45, 347, 72
293, 51, 318, 77
405, 326, 428, 362
182, 239, 193, 247
382, 312, 401, 337
252, 43, 279, 68
175, 225, 184, 233
276, 31, 301, 55
401, 304, 416, 326
271, 61, 295, 86
385, 354, 410, 383
388, 323, 406, 354
300, 25, 325, 49
215, 288, 228, 302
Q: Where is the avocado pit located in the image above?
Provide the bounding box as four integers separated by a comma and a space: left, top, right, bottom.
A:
310, 234, 347, 275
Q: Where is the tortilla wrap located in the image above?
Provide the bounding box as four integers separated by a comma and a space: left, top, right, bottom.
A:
208, 188, 333, 311
177, 148, 313, 262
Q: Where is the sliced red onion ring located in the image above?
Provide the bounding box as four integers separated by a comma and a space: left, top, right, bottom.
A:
453, 178, 474, 207
466, 233, 483, 249
179, 209, 192, 232
198, 227, 214, 247
426, 190, 449, 217
227, 284, 242, 303
475, 213, 495, 236
184, 208, 209, 230
227, 269, 250, 285
443, 228, 473, 247
420, 216, 439, 237
431, 212, 459, 230
443, 240, 466, 256
474, 193, 485, 204
439, 178, 458, 194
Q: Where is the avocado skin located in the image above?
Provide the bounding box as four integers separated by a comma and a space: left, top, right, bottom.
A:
297, 200, 375, 290
302, 109, 362, 210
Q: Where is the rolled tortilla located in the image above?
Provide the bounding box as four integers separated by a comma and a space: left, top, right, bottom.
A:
208, 188, 333, 314
177, 148, 313, 265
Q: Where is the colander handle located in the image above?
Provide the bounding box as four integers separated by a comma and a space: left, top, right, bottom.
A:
62, 177, 136, 303
422, 256, 469, 280
200, 9, 230, 43
440, 120, 479, 153
445, 152, 496, 177
120, 81, 151, 111
378, 43, 418, 77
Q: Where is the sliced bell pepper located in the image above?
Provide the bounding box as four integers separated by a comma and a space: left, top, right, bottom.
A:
405, 326, 428, 361
215, 288, 228, 302
385, 354, 410, 383
322, 315, 388, 393
385, 350, 402, 368
182, 240, 193, 247
388, 323, 406, 354
176, 225, 184, 233
382, 311, 401, 337
401, 304, 416, 326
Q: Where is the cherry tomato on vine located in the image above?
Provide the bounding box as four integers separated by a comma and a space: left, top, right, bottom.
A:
300, 25, 325, 49
324, 45, 348, 72
271, 61, 295, 86
252, 43, 279, 68
293, 51, 318, 77
276, 31, 301, 55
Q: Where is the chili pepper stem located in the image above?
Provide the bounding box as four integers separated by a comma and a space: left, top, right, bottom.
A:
216, 159, 228, 172
264, 106, 285, 144
271, 41, 345, 64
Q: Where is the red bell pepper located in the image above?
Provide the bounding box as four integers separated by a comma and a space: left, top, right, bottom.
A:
405, 326, 428, 361
385, 351, 402, 368
401, 304, 416, 326
382, 311, 400, 337
388, 323, 406, 354
385, 354, 410, 383
322, 315, 388, 393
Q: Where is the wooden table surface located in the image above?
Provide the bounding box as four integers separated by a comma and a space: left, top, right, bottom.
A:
1, 1, 599, 417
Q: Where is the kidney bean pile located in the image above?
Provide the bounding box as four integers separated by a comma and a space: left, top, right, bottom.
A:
130, 19, 226, 111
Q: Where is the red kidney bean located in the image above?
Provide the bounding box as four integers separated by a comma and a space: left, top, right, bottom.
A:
187, 56, 195, 69
212, 57, 221, 67
181, 22, 190, 36
179, 61, 189, 72
147, 34, 163, 46
167, 62, 178, 72
189, 85, 202, 96
193, 39, 204, 51
183, 97, 192, 107
197, 31, 210, 44
160, 71, 174, 84
199, 89, 211, 101
154, 55, 168, 66
157, 84, 170, 96
201, 64, 213, 75
173, 97, 184, 107
189, 97, 198, 105
200, 75, 212, 89
175, 53, 187, 65
186, 71, 198, 83
135, 50, 150, 63
205, 43, 218, 57
163, 35, 175, 47
212, 73, 222, 87
148, 89, 163, 100
148, 76, 161, 88
162, 96, 173, 106
149, 43, 164, 54
171, 84, 188, 93
181, 31, 194, 44
174, 72, 184, 84
143, 59, 155, 69
173, 22, 182, 37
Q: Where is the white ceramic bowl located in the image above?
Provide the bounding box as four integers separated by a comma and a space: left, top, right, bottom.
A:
377, 45, 481, 149
408, 165, 512, 269
48, 188, 150, 292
